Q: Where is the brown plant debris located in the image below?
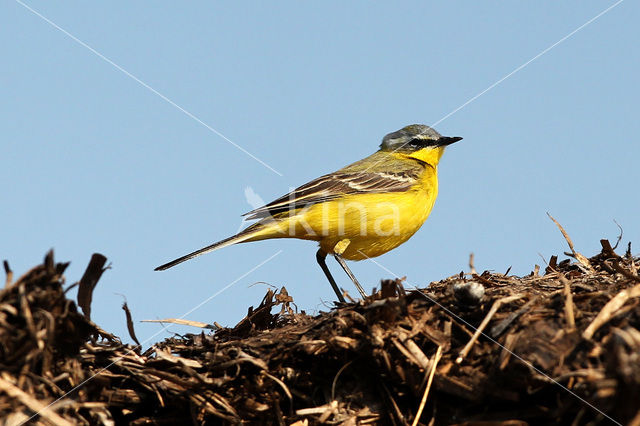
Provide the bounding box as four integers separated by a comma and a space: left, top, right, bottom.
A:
1, 241, 640, 425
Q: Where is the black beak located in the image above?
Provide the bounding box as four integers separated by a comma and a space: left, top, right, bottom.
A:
436, 136, 463, 147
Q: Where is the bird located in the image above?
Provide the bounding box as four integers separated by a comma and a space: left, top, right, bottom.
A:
155, 124, 462, 303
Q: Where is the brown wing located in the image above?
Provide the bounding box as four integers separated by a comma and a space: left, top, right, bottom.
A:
243, 170, 419, 220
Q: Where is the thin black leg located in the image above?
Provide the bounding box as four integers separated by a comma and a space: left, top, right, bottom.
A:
316, 249, 346, 303
334, 255, 367, 298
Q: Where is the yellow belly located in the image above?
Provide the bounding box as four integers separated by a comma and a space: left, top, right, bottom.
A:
244, 168, 439, 260
314, 188, 437, 260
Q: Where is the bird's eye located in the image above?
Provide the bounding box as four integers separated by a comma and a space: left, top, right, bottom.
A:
407, 138, 424, 147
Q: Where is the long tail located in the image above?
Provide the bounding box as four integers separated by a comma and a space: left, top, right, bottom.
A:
154, 226, 261, 271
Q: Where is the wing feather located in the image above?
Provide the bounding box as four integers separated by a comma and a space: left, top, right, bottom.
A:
243, 170, 420, 220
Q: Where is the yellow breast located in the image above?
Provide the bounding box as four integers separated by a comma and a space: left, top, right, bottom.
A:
306, 166, 439, 260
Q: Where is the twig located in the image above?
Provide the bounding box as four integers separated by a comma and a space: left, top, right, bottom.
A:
538, 253, 549, 267
77, 253, 108, 319
607, 260, 640, 283
296, 401, 338, 416
561, 276, 575, 331
394, 331, 430, 370
317, 400, 339, 423
470, 273, 495, 288
457, 295, 523, 363
600, 240, 640, 282
263, 372, 293, 414
392, 338, 423, 368
624, 241, 638, 275
122, 302, 141, 346
412, 346, 442, 426
600, 239, 620, 259
381, 383, 407, 426
154, 347, 203, 369
583, 283, 640, 340
547, 213, 594, 272
490, 296, 538, 338
18, 282, 42, 350
612, 219, 623, 250
0, 374, 74, 426
141, 318, 218, 330
3, 260, 12, 287
469, 253, 477, 275
331, 361, 353, 401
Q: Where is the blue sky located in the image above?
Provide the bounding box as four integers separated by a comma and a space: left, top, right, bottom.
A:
2, 1, 638, 344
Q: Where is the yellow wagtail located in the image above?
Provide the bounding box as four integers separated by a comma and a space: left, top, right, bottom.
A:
156, 124, 461, 302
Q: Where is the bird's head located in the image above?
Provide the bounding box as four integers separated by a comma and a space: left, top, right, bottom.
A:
380, 124, 462, 166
